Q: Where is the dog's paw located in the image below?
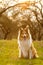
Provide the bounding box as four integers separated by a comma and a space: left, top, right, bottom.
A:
35, 55, 39, 58
34, 54, 39, 58
19, 56, 21, 58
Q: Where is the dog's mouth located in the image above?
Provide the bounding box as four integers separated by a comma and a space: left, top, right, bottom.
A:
23, 36, 27, 40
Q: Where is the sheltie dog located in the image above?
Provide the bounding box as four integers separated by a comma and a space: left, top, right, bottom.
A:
18, 25, 39, 59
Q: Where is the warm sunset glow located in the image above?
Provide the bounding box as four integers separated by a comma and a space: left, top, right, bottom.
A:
18, 0, 29, 3
18, 0, 30, 3
18, 0, 40, 3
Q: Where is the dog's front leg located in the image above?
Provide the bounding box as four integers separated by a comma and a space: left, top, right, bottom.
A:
19, 48, 22, 58
29, 49, 32, 59
19, 47, 23, 58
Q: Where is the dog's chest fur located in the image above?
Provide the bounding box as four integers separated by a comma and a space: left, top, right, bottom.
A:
18, 38, 32, 51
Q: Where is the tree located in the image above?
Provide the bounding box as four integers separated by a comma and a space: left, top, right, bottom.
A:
0, 0, 43, 40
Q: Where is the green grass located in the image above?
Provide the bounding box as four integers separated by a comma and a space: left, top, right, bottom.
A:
0, 40, 43, 65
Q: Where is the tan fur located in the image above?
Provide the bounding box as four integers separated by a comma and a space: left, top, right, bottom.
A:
18, 25, 39, 59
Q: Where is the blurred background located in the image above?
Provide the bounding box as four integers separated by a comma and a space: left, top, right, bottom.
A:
0, 0, 43, 40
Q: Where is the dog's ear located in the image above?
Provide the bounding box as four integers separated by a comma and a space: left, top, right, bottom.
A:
26, 25, 29, 29
20, 27, 23, 31
18, 27, 23, 31
25, 25, 29, 30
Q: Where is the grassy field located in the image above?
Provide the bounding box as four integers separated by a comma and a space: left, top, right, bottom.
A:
0, 40, 43, 65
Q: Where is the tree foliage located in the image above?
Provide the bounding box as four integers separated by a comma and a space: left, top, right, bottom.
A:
0, 0, 43, 40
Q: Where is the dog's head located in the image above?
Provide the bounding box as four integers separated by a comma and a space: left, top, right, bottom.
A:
19, 25, 30, 40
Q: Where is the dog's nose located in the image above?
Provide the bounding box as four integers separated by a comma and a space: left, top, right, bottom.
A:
23, 34, 26, 38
